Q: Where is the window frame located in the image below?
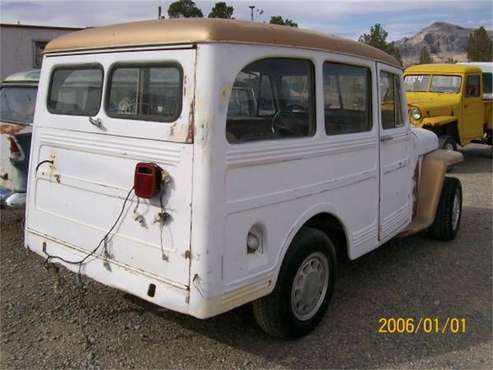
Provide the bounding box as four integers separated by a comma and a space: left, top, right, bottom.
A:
322, 61, 373, 136
104, 62, 183, 123
47, 63, 104, 117
226, 57, 317, 144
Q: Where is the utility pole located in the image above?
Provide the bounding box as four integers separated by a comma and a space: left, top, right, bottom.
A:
249, 5, 255, 22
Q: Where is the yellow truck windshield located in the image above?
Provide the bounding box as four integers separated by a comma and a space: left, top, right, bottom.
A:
404, 74, 461, 93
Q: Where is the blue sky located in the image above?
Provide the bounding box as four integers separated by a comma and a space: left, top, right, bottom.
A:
1, 0, 492, 41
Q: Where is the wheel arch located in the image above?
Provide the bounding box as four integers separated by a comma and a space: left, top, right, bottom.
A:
272, 204, 351, 287
424, 121, 461, 146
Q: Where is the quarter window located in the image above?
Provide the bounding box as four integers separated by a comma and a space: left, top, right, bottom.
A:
465, 75, 480, 97
48, 66, 103, 116
226, 58, 315, 143
107, 64, 182, 122
380, 71, 404, 130
323, 62, 371, 135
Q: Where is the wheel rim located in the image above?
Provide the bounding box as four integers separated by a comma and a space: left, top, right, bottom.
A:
451, 190, 461, 231
444, 142, 454, 151
290, 252, 329, 321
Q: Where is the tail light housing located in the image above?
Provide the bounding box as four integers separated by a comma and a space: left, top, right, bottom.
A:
134, 162, 162, 199
8, 137, 23, 161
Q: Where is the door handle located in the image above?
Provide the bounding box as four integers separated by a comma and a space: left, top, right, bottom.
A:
380, 134, 394, 142
89, 116, 104, 130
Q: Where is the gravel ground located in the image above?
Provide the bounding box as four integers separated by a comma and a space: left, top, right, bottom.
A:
1, 144, 492, 369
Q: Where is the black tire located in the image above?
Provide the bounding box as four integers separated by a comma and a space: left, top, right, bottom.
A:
252, 227, 337, 339
439, 135, 457, 151
429, 177, 462, 241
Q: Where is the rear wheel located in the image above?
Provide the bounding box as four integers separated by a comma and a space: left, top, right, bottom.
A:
429, 177, 462, 241
439, 135, 457, 151
252, 227, 336, 339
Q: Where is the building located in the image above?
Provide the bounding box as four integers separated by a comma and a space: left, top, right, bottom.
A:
0, 23, 83, 80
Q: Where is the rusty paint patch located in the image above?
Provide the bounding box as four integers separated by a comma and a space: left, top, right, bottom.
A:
0, 123, 25, 135
186, 99, 195, 144
220, 83, 232, 104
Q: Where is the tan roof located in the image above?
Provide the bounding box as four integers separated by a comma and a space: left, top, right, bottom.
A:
405, 63, 481, 74
45, 19, 401, 67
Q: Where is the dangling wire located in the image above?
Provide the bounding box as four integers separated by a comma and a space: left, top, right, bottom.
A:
42, 186, 135, 351
43, 186, 135, 272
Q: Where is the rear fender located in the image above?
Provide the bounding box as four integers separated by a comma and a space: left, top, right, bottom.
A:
400, 149, 463, 236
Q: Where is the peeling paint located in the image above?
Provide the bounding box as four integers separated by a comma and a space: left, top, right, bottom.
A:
186, 99, 195, 144
0, 123, 26, 135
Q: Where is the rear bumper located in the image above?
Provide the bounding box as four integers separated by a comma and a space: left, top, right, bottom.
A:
25, 229, 190, 315
0, 187, 25, 208
24, 229, 275, 320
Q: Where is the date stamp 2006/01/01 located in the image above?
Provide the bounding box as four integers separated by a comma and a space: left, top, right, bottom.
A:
378, 317, 467, 334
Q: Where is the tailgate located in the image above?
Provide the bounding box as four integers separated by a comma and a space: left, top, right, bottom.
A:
26, 48, 196, 288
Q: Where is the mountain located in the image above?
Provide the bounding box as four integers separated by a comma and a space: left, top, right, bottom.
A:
394, 22, 493, 66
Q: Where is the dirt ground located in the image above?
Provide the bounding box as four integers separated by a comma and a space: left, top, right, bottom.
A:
1, 144, 492, 369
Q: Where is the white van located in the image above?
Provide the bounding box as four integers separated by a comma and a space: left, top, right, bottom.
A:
26, 19, 463, 338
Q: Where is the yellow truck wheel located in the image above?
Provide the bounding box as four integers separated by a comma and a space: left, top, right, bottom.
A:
439, 135, 457, 151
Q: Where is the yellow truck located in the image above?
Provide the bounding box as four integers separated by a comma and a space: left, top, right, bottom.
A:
404, 64, 493, 150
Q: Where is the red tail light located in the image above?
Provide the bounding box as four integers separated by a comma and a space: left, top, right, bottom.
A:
134, 162, 162, 199
9, 137, 20, 154
8, 137, 23, 161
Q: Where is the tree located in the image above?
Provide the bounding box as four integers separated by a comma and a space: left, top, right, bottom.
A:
446, 57, 456, 64
168, 0, 203, 18
358, 24, 402, 65
208, 2, 234, 19
269, 16, 298, 27
387, 42, 403, 66
419, 47, 433, 64
467, 26, 493, 62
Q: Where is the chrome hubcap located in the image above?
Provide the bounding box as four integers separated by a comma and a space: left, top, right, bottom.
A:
452, 190, 461, 231
291, 252, 329, 321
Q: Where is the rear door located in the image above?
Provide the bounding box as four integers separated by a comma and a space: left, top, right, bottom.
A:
26, 47, 196, 288
377, 64, 413, 241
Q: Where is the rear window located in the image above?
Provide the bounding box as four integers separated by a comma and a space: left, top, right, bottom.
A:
106, 64, 182, 122
48, 66, 103, 116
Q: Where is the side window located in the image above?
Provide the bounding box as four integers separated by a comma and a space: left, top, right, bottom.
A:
380, 71, 404, 130
465, 75, 480, 97
323, 62, 371, 135
48, 66, 103, 116
482, 73, 492, 95
226, 58, 315, 143
107, 64, 182, 122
